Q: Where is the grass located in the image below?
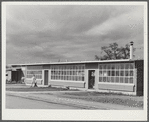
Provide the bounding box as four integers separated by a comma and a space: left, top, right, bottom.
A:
6, 84, 143, 108
6, 84, 78, 92
56, 91, 143, 108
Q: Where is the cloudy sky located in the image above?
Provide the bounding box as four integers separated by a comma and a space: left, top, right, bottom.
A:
6, 4, 144, 64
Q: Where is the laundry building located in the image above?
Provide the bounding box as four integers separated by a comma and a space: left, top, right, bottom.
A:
6, 42, 144, 96
7, 59, 144, 96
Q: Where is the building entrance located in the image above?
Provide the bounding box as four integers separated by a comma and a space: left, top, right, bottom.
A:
44, 70, 49, 85
88, 70, 95, 89
11, 70, 22, 83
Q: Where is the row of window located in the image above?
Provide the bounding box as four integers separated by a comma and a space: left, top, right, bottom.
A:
51, 71, 84, 76
27, 71, 42, 74
26, 70, 42, 79
26, 63, 135, 83
99, 70, 134, 77
51, 65, 85, 70
51, 65, 85, 81
99, 63, 134, 69
99, 77, 133, 83
51, 76, 84, 81
27, 74, 42, 79
98, 63, 134, 84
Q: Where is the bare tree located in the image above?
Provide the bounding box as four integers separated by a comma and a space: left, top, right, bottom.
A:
95, 42, 136, 60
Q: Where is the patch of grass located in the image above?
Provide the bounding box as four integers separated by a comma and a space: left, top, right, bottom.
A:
58, 92, 143, 108
6, 86, 78, 92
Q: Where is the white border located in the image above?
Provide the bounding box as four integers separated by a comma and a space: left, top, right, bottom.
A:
2, 2, 148, 121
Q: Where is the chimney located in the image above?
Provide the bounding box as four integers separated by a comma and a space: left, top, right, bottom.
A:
130, 41, 134, 60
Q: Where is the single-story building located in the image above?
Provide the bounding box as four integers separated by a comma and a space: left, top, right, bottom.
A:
8, 59, 144, 96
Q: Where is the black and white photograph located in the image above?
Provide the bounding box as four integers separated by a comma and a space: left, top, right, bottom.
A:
2, 1, 148, 121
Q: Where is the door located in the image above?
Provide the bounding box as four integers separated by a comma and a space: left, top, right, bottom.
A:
12, 71, 18, 82
44, 70, 48, 85
88, 70, 95, 89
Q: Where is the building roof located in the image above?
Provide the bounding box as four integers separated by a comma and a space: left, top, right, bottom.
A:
6, 67, 22, 71
9, 59, 143, 67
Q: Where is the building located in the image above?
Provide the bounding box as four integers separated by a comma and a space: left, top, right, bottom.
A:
7, 59, 144, 96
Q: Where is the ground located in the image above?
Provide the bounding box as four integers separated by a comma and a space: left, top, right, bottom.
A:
6, 84, 143, 109
6, 95, 81, 109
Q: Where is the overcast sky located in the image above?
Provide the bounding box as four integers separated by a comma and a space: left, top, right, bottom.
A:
6, 4, 144, 64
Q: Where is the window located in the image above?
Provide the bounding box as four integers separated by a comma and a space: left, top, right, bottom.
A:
27, 70, 42, 79
99, 63, 134, 84
51, 64, 85, 81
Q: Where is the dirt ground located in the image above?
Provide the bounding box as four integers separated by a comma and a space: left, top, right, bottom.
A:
6, 84, 143, 108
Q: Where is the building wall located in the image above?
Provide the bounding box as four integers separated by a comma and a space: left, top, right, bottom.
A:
85, 63, 98, 69
49, 64, 85, 88
27, 65, 43, 70
135, 60, 144, 96
6, 71, 11, 81
21, 67, 26, 77
25, 65, 43, 85
85, 63, 98, 89
97, 62, 137, 95
11, 60, 143, 96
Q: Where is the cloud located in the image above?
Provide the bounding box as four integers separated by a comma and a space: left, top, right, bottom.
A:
85, 6, 143, 41
6, 5, 144, 64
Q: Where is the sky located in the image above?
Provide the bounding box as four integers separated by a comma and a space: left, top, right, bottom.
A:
6, 4, 144, 64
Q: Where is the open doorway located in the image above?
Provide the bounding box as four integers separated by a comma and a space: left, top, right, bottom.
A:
44, 70, 49, 85
88, 70, 95, 89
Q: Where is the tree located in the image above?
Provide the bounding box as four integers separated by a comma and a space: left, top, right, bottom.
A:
95, 42, 136, 60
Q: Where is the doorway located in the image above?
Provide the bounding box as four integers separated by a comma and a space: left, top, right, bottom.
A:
44, 70, 49, 85
88, 70, 95, 89
11, 70, 22, 83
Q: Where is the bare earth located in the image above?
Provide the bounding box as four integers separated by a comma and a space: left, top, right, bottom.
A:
6, 84, 143, 109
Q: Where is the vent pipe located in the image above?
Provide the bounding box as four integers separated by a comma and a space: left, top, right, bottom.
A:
130, 41, 134, 60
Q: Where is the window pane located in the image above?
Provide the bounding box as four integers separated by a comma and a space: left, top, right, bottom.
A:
130, 63, 134, 69
103, 65, 106, 69
82, 76, 84, 81
107, 70, 110, 76
116, 71, 119, 76
111, 77, 114, 82
75, 76, 77, 81
130, 78, 133, 83
125, 77, 128, 83
99, 71, 102, 76
103, 77, 106, 82
111, 64, 115, 69
112, 70, 115, 76
107, 64, 111, 69
103, 71, 107, 76
99, 77, 102, 82
116, 65, 119, 69
68, 71, 70, 75
64, 76, 67, 80
120, 71, 124, 76
116, 77, 119, 83
107, 77, 111, 82
77, 76, 79, 81
120, 64, 124, 69
125, 71, 129, 76
120, 77, 123, 83
68, 76, 71, 80
130, 70, 133, 76
125, 64, 129, 69
99, 65, 102, 69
